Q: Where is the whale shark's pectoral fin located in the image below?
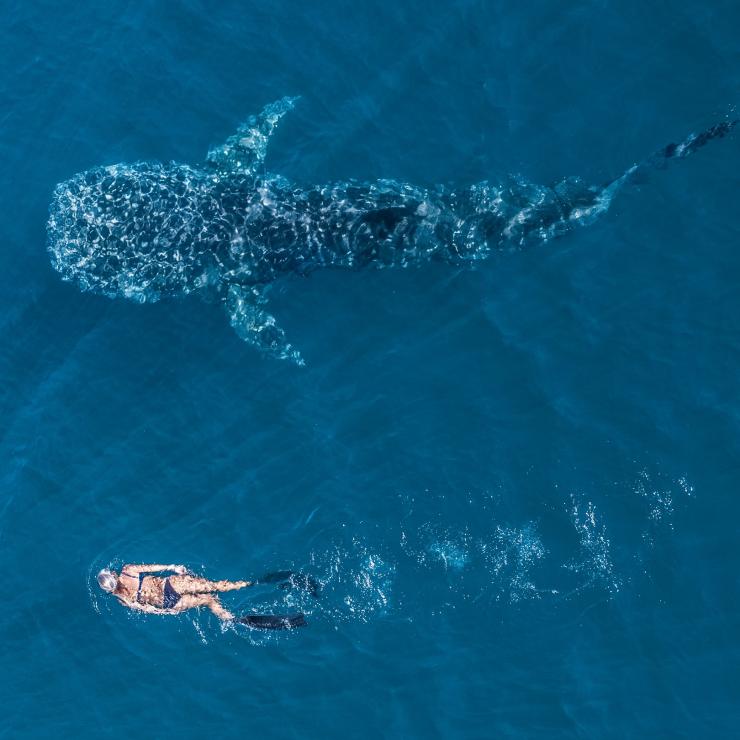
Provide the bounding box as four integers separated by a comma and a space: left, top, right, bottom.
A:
206, 96, 299, 175
225, 285, 304, 366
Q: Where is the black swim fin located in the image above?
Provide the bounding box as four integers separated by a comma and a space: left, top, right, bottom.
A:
257, 571, 321, 597
237, 613, 307, 630
256, 570, 294, 584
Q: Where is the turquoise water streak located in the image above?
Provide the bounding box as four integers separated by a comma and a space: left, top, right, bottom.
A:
1, 1, 739, 737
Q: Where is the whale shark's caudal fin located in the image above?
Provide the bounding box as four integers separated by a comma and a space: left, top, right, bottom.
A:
542, 117, 738, 241
206, 96, 300, 175
653, 118, 737, 164
226, 285, 304, 366
604, 117, 738, 197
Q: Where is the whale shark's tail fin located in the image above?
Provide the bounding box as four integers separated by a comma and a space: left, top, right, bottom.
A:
533, 116, 739, 243
651, 118, 737, 165
600, 117, 738, 198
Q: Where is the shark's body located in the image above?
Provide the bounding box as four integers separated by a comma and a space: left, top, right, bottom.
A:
47, 97, 735, 364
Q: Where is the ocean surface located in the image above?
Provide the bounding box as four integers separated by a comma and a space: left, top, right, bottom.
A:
1, 1, 739, 737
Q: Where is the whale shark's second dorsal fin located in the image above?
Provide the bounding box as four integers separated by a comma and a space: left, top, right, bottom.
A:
225, 284, 304, 366
206, 96, 299, 175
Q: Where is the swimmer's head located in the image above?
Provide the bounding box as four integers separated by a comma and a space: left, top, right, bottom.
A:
97, 568, 119, 593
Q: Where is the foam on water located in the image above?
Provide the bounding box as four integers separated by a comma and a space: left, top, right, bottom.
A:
633, 469, 696, 547
564, 495, 620, 595
484, 524, 550, 603
307, 539, 395, 624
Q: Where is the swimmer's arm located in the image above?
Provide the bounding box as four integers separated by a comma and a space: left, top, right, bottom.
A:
121, 564, 188, 576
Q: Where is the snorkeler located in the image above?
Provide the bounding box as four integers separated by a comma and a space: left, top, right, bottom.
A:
97, 563, 309, 629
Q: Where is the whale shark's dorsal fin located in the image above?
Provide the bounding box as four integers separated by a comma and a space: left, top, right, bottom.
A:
226, 284, 304, 366
206, 96, 299, 175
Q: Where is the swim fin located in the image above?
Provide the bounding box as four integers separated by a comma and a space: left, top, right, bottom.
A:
237, 613, 307, 630
257, 571, 321, 597
256, 570, 294, 584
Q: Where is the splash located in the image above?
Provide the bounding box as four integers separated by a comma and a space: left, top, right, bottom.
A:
564, 495, 620, 594
633, 469, 696, 546
403, 521, 473, 571
264, 539, 396, 626
401, 517, 550, 605
482, 524, 549, 603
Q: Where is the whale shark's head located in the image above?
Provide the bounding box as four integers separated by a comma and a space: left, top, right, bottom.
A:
47, 162, 220, 302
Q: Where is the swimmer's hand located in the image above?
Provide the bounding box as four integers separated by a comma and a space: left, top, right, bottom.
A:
171, 565, 189, 575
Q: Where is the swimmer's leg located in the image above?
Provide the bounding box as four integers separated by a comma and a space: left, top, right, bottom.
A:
177, 594, 235, 621
178, 594, 306, 629
169, 575, 251, 594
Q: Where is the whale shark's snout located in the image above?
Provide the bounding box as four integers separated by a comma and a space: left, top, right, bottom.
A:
47, 163, 212, 303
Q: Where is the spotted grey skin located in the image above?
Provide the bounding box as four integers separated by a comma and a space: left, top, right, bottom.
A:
47, 97, 736, 364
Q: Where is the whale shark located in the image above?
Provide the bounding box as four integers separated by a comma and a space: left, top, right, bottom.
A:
47, 97, 736, 364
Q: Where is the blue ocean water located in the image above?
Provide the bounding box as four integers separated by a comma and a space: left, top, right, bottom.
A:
1, 0, 739, 736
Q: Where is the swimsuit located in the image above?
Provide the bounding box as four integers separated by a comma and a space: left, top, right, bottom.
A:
130, 571, 182, 610
162, 579, 181, 609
